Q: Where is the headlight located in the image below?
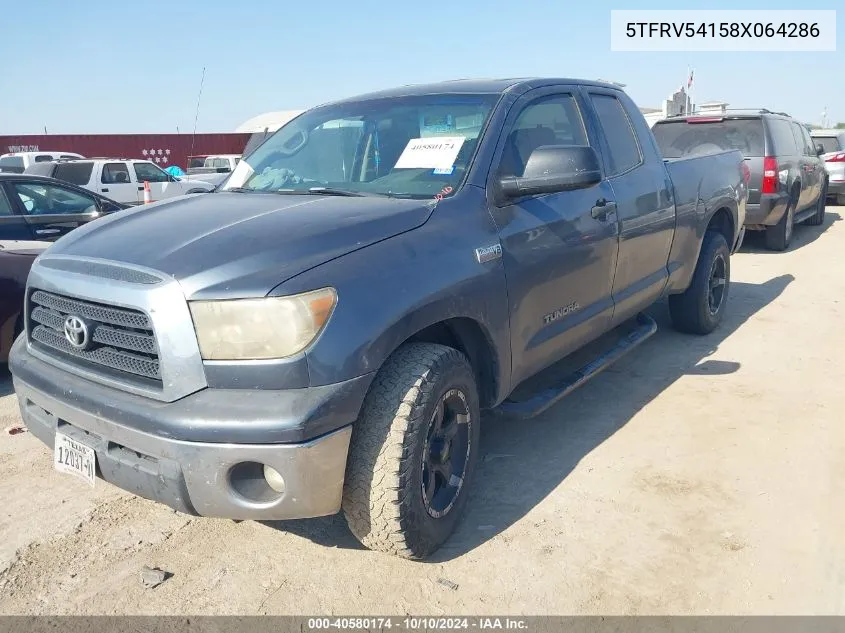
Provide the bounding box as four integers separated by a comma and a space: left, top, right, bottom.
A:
189, 288, 337, 360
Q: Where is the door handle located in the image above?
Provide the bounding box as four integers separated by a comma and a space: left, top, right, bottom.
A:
138, 186, 144, 191
101, 188, 109, 192
591, 198, 617, 221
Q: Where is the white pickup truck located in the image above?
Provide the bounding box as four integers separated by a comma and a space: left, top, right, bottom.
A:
184, 154, 241, 186
26, 159, 215, 205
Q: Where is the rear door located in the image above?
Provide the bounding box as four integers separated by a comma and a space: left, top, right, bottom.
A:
7, 179, 100, 240
0, 184, 34, 240
584, 88, 675, 326
99, 161, 140, 204
796, 124, 823, 207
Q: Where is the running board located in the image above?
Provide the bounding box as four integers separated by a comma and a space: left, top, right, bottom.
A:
492, 312, 658, 421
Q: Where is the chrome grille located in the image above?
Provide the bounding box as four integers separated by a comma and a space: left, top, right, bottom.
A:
28, 290, 160, 382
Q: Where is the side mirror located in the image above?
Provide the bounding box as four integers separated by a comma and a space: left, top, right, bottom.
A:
816, 144, 826, 157
499, 145, 602, 199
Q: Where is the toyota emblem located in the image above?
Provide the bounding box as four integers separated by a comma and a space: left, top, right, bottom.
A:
63, 316, 90, 350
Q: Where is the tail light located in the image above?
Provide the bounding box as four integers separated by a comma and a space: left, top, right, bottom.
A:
762, 156, 778, 194
741, 161, 751, 184
825, 152, 845, 163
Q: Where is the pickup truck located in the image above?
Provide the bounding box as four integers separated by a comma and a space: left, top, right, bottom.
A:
185, 154, 241, 186
9, 78, 748, 559
25, 159, 215, 206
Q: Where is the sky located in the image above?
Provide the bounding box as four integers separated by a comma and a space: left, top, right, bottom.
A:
0, 0, 842, 135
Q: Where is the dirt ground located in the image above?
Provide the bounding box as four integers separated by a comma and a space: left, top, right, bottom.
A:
1, 207, 844, 616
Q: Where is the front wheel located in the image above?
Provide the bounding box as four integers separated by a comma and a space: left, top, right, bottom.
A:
342, 343, 480, 559
668, 231, 731, 335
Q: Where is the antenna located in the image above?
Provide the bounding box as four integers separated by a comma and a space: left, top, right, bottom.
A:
189, 66, 206, 162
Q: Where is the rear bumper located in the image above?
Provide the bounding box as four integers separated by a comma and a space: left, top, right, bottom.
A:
745, 193, 789, 228
10, 336, 365, 520
827, 180, 845, 197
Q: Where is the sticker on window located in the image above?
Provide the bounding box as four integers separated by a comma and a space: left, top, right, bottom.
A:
394, 137, 465, 170
433, 166, 455, 175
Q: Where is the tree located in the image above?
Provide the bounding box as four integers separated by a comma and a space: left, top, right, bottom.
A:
836, 122, 845, 129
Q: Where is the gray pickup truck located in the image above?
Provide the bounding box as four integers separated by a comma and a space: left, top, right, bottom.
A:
10, 78, 748, 559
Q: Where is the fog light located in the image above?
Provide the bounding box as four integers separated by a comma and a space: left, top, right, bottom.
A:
263, 465, 286, 493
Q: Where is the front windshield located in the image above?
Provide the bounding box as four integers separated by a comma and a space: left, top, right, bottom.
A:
223, 94, 499, 199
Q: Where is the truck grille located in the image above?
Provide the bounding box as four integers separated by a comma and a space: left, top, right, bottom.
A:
28, 290, 161, 383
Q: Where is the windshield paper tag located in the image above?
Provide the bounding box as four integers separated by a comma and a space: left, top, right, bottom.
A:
395, 136, 465, 170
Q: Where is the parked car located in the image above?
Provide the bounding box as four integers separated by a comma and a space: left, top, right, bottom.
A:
810, 129, 845, 205
0, 240, 50, 365
25, 159, 215, 206
652, 110, 827, 251
184, 154, 241, 186
0, 151, 84, 174
9, 78, 748, 559
0, 173, 126, 241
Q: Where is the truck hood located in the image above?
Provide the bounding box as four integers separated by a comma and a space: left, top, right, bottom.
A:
46, 191, 436, 299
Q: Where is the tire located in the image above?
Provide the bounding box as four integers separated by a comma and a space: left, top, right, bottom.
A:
764, 195, 796, 251
342, 342, 480, 559
668, 231, 730, 335
804, 183, 827, 227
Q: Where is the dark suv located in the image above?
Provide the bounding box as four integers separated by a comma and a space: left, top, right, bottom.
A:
653, 110, 827, 251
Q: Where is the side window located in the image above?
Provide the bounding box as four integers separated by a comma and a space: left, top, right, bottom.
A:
102, 162, 131, 184
0, 187, 14, 216
12, 182, 97, 215
589, 94, 642, 176
799, 126, 816, 156
499, 93, 589, 178
133, 162, 169, 183
769, 119, 797, 155
34, 155, 54, 163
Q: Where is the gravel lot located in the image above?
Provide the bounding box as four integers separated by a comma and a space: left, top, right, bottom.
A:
1, 207, 843, 615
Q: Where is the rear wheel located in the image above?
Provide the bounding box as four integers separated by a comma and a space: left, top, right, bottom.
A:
804, 182, 827, 227
342, 343, 480, 559
669, 231, 730, 335
764, 196, 795, 251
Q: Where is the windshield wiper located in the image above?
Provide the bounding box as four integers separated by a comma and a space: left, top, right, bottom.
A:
306, 187, 367, 197
223, 187, 256, 193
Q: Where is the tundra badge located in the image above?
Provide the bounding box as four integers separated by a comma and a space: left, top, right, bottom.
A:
543, 302, 581, 325
475, 244, 502, 264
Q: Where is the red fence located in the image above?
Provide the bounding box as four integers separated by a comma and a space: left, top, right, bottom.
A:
0, 133, 252, 170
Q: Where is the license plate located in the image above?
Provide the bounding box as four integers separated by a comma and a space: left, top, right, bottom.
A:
54, 433, 96, 487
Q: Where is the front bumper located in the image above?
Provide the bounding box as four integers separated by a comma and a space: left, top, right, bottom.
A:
744, 192, 790, 228
10, 337, 365, 520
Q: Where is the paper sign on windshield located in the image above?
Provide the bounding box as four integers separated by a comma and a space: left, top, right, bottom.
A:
394, 136, 465, 170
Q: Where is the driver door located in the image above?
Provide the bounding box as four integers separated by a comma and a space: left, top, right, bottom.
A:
487, 87, 620, 386
133, 161, 177, 201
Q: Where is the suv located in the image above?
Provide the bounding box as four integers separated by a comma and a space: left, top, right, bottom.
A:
26, 159, 215, 206
653, 110, 827, 251
810, 129, 845, 206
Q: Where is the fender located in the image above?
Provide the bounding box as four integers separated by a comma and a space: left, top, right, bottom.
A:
271, 191, 513, 405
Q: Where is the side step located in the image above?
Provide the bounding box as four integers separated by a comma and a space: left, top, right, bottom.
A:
492, 312, 658, 420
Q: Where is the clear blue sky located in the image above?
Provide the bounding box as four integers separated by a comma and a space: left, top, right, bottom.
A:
0, 0, 841, 135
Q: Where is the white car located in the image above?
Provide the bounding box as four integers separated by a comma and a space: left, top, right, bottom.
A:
810, 129, 845, 205
0, 151, 84, 173
26, 158, 215, 205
